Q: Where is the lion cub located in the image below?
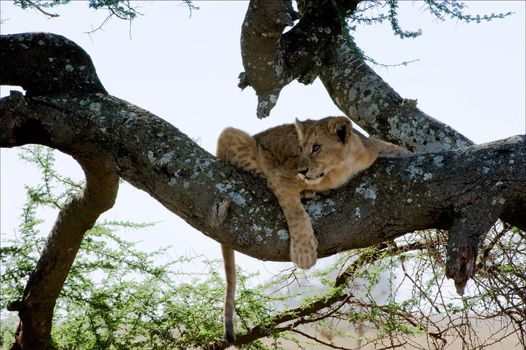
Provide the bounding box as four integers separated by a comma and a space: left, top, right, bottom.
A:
216, 116, 409, 342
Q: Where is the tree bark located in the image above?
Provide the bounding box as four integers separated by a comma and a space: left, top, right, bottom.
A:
1, 29, 524, 349
0, 33, 106, 97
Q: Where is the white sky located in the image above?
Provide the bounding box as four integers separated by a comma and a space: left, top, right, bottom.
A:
1, 1, 525, 280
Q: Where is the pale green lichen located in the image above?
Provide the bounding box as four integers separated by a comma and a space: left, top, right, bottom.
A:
406, 163, 424, 181
147, 150, 155, 163
433, 155, 444, 167
215, 182, 247, 206
305, 202, 322, 220
89, 102, 102, 113
355, 183, 377, 202
215, 182, 233, 193
305, 198, 336, 221
159, 151, 174, 166
277, 229, 289, 240
491, 197, 506, 206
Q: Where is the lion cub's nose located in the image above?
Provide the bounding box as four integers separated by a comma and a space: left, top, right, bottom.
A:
298, 168, 309, 176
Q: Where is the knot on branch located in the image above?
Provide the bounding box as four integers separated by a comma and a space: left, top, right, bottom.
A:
0, 32, 107, 96
210, 198, 232, 229
237, 72, 250, 90
7, 300, 24, 312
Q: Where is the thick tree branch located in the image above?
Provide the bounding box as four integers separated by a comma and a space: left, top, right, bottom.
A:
1, 91, 524, 260
318, 34, 473, 152
2, 31, 524, 290
6, 139, 119, 349
280, 0, 343, 85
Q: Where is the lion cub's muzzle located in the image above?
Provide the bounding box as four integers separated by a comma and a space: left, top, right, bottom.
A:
297, 167, 325, 184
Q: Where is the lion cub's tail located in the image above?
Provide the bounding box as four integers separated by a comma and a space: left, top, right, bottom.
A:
221, 244, 236, 343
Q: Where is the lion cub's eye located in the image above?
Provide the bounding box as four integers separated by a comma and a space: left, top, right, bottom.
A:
311, 144, 321, 153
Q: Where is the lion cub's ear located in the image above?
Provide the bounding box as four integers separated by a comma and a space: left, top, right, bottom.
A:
295, 118, 305, 142
327, 117, 353, 144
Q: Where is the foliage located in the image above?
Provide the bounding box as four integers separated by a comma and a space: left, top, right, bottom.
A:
347, 0, 512, 38
12, 0, 197, 19
0, 146, 268, 349
341, 0, 513, 67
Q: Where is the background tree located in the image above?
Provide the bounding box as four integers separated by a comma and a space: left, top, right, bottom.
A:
0, 1, 524, 349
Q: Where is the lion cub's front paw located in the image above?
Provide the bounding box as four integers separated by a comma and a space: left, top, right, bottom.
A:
300, 190, 316, 199
290, 234, 318, 269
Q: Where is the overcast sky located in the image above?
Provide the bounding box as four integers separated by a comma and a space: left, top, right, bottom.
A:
1, 1, 525, 279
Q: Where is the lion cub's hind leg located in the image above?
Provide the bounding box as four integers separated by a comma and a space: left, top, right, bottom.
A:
216, 127, 263, 176
217, 127, 263, 344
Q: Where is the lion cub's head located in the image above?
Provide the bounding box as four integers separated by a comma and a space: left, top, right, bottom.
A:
294, 116, 355, 185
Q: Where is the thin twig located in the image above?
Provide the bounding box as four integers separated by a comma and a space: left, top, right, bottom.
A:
22, 0, 59, 18
291, 328, 354, 350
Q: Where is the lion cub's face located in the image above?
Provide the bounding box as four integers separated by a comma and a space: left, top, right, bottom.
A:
294, 117, 354, 185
